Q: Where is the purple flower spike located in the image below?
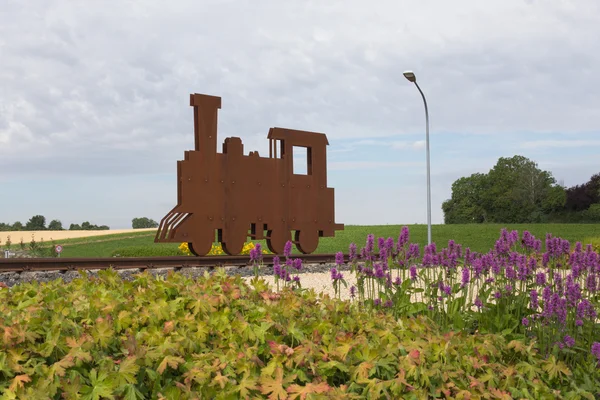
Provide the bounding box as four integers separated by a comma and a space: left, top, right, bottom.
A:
335, 251, 344, 266
249, 247, 258, 262
522, 231, 534, 249
461, 267, 470, 287
564, 335, 575, 348
443, 285, 452, 296
386, 237, 394, 255
293, 258, 302, 271
366, 234, 375, 254
510, 230, 519, 245
522, 317, 529, 327
505, 266, 516, 280
530, 290, 539, 309
536, 272, 546, 286
330, 267, 343, 281
378, 247, 387, 261
377, 237, 385, 252
408, 243, 420, 259
349, 243, 357, 261
350, 285, 356, 298
591, 342, 600, 361
397, 226, 409, 250
284, 240, 293, 258
273, 256, 281, 276
542, 253, 550, 267
410, 265, 417, 280
586, 273, 597, 293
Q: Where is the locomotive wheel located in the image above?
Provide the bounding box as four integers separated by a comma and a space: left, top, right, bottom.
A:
187, 229, 215, 256
295, 230, 319, 254
222, 228, 247, 255
266, 229, 292, 255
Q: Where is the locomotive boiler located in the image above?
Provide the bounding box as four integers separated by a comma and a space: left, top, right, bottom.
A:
154, 93, 344, 256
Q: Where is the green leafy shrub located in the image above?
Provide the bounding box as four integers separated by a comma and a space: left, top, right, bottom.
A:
584, 204, 600, 222
1, 269, 598, 398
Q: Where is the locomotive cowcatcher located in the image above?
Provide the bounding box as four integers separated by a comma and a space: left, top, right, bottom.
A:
154, 93, 344, 256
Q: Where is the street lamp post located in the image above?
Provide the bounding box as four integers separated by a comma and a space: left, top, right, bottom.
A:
403, 71, 432, 245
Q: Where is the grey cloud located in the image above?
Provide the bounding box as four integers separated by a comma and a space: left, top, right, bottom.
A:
1, 0, 600, 178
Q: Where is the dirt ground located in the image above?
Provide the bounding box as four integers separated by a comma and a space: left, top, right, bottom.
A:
243, 272, 358, 301
0, 229, 156, 245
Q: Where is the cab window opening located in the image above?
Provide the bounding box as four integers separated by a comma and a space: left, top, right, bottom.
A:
292, 146, 312, 175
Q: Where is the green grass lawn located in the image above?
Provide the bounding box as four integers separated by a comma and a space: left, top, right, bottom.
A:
32, 223, 600, 257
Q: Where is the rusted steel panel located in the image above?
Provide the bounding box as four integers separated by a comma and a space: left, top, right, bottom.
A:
155, 93, 344, 256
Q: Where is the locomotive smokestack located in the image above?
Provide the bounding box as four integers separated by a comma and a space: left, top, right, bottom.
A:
190, 93, 222, 159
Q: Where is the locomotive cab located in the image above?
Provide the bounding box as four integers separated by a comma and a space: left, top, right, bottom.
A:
266, 128, 342, 253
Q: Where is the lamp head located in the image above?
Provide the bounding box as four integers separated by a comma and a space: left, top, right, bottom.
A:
403, 71, 416, 82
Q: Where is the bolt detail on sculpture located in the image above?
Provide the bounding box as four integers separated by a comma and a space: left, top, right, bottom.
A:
155, 93, 344, 256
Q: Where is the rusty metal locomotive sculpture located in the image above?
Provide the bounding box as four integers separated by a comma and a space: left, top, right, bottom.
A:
155, 93, 344, 256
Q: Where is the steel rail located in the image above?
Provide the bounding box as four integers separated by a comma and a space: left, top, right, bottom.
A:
0, 253, 350, 273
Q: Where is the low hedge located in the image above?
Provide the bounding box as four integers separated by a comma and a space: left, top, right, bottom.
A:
0, 269, 598, 398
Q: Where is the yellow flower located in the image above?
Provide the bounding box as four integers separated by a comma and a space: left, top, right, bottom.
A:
178, 242, 191, 255
178, 241, 272, 255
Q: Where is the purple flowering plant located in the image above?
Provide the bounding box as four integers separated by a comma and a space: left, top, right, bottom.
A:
341, 226, 600, 370
330, 251, 348, 299
271, 240, 303, 291
249, 243, 263, 278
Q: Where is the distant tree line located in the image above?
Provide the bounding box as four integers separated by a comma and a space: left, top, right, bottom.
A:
442, 155, 600, 224
0, 215, 109, 231
0, 215, 160, 231
132, 217, 159, 229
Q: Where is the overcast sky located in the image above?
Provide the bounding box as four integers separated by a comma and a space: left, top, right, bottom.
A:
1, 0, 599, 230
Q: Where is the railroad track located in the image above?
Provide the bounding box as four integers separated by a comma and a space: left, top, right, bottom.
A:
0, 254, 349, 273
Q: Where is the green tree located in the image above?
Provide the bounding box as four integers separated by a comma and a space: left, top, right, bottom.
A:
541, 185, 567, 214
584, 204, 600, 222
25, 215, 47, 230
442, 173, 489, 224
11, 221, 23, 231
48, 219, 64, 230
132, 217, 159, 229
481, 155, 565, 223
71, 221, 109, 230
442, 155, 566, 224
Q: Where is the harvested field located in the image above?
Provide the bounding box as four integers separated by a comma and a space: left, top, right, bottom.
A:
0, 228, 156, 245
